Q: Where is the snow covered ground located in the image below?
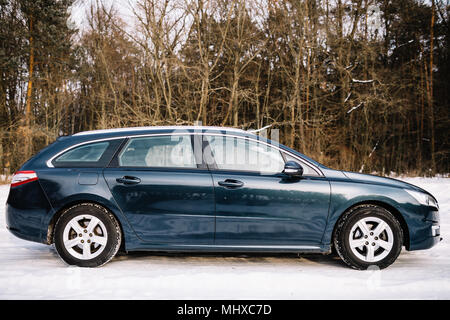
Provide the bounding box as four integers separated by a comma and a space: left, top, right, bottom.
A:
0, 177, 449, 299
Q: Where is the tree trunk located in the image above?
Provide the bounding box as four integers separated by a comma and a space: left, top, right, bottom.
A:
24, 15, 34, 158
428, 0, 436, 174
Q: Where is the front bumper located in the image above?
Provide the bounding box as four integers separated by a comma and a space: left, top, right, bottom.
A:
408, 207, 441, 251
409, 231, 441, 250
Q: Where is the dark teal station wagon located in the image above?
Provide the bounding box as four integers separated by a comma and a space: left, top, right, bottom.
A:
5, 126, 441, 269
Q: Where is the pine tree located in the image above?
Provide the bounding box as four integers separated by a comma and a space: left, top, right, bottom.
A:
18, 0, 76, 157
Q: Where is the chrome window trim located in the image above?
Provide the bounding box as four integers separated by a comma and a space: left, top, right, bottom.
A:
46, 137, 123, 168
46, 132, 324, 176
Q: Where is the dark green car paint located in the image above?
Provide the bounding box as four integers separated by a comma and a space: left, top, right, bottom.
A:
5, 127, 441, 254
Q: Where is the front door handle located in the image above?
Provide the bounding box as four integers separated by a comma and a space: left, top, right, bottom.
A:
116, 176, 141, 185
218, 179, 244, 188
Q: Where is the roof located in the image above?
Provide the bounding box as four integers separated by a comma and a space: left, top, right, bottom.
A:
73, 126, 248, 136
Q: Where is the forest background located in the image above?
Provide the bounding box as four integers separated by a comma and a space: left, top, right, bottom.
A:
1, 0, 449, 176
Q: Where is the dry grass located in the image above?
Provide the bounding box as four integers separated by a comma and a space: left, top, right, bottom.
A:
0, 175, 11, 185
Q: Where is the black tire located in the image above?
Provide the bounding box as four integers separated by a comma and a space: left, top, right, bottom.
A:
333, 204, 403, 270
54, 203, 122, 267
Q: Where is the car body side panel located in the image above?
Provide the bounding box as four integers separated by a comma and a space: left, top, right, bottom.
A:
36, 167, 142, 249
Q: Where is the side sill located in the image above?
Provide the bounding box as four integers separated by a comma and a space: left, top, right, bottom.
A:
124, 243, 331, 254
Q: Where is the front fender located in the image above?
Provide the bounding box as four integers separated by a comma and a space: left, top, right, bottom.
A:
322, 180, 432, 250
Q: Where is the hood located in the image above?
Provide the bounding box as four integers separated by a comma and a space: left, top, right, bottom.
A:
341, 171, 432, 195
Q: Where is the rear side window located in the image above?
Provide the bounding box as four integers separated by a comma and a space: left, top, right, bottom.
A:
118, 135, 197, 168
56, 142, 109, 162
52, 139, 124, 168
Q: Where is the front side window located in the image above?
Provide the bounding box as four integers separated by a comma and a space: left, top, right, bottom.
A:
204, 135, 285, 174
118, 135, 197, 168
53, 141, 112, 167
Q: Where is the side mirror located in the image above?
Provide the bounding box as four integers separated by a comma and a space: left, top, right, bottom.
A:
283, 161, 303, 177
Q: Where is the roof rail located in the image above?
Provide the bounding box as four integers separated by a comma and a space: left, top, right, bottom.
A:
73, 125, 248, 136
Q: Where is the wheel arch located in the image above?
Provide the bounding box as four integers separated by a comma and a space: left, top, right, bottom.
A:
331, 200, 410, 250
46, 200, 126, 252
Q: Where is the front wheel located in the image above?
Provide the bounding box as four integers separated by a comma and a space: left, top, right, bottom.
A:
334, 204, 403, 270
54, 203, 122, 267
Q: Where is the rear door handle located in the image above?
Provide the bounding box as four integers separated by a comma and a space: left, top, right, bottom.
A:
116, 176, 141, 185
218, 179, 244, 188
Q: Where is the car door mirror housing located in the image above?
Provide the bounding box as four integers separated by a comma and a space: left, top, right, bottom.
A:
283, 161, 303, 177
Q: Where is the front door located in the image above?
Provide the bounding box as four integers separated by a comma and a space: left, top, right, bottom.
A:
203, 134, 331, 246
104, 134, 215, 245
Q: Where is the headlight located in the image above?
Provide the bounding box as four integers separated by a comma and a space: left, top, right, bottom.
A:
405, 189, 438, 208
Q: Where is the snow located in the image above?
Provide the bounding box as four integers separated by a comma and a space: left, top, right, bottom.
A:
352, 78, 375, 83
347, 102, 364, 114
0, 177, 449, 299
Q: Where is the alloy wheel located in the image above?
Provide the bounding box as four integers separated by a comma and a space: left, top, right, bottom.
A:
348, 217, 394, 263
62, 214, 108, 260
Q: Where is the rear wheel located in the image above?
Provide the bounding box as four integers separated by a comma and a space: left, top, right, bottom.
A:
54, 203, 121, 267
334, 204, 403, 270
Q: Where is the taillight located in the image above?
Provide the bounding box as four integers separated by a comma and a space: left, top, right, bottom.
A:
11, 171, 38, 187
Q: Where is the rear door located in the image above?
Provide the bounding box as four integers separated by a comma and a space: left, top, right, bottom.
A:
103, 134, 215, 245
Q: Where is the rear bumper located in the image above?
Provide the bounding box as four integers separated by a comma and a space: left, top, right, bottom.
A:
5, 203, 49, 244
5, 180, 53, 245
6, 224, 44, 244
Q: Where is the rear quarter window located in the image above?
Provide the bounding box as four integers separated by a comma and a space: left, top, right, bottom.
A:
52, 139, 124, 168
